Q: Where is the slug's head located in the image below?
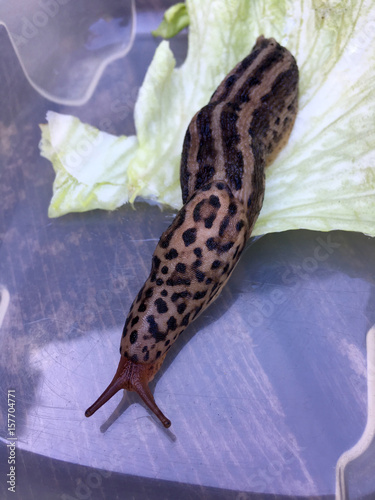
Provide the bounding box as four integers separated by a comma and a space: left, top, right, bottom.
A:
85, 355, 171, 428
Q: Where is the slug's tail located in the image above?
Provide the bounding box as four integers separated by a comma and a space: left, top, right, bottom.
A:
85, 356, 171, 428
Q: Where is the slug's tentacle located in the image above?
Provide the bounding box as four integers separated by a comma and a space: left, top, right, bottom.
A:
85, 36, 299, 427
85, 355, 171, 428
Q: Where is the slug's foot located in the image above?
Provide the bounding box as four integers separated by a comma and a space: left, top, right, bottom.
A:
85, 356, 171, 429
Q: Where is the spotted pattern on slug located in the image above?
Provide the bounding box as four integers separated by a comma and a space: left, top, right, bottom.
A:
120, 183, 249, 362
85, 36, 299, 428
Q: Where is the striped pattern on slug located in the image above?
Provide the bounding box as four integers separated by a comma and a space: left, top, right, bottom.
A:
85, 36, 299, 429
181, 35, 298, 228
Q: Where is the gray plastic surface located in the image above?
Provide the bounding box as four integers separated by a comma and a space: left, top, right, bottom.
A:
0, 0, 135, 105
0, 1, 375, 499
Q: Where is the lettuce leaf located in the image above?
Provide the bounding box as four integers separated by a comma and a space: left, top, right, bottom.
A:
152, 2, 189, 39
40, 112, 138, 217
40, 0, 375, 237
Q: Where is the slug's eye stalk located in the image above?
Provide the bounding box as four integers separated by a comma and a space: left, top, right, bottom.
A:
85, 356, 171, 429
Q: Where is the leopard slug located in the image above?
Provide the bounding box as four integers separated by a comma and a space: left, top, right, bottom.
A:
85, 36, 299, 428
